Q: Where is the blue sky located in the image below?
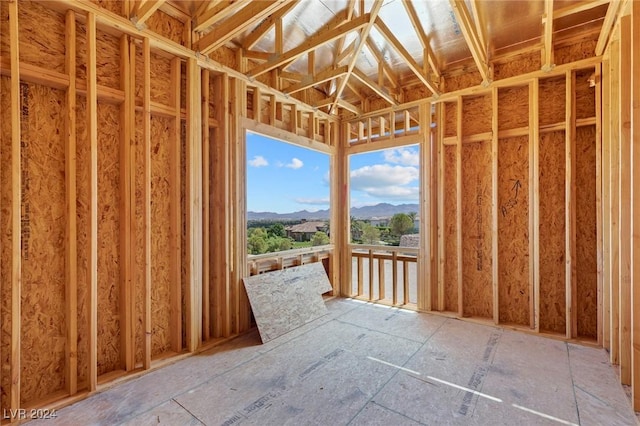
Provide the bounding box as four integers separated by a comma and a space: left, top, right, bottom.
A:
246, 131, 420, 213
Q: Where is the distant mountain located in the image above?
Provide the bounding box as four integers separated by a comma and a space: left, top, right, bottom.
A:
247, 203, 419, 221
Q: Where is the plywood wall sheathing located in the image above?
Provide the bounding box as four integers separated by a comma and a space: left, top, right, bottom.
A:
462, 95, 491, 137
493, 51, 541, 81
146, 10, 185, 46
538, 131, 567, 334
498, 86, 529, 130
497, 136, 530, 326
539, 76, 566, 126
17, 1, 65, 73
575, 68, 596, 120
554, 39, 598, 66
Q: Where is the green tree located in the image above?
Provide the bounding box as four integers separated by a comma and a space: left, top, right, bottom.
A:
361, 224, 381, 244
247, 228, 268, 254
267, 236, 293, 252
310, 231, 330, 246
268, 223, 286, 238
389, 213, 414, 237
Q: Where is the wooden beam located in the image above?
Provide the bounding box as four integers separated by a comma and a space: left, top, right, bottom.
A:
86, 11, 99, 391
530, 80, 540, 331
449, 0, 490, 84
491, 87, 499, 324
437, 104, 445, 311
242, 0, 299, 50
596, 62, 603, 346
602, 59, 611, 351
186, 58, 203, 352
64, 9, 78, 396
193, 0, 248, 33
131, 0, 166, 27
351, 67, 397, 105
119, 34, 134, 372
419, 102, 432, 310
596, 0, 622, 56
631, 0, 640, 410
8, 0, 22, 410
375, 17, 440, 96
565, 70, 577, 339
542, 0, 554, 71
195, 1, 289, 55
170, 57, 182, 353
552, 0, 609, 19
202, 68, 211, 343
247, 13, 372, 78
142, 36, 152, 370
284, 65, 349, 95
456, 98, 463, 316
609, 37, 620, 366
329, 1, 382, 114
402, 0, 439, 77
620, 15, 632, 385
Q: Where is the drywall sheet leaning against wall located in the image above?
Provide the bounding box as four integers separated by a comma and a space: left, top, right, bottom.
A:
243, 262, 332, 343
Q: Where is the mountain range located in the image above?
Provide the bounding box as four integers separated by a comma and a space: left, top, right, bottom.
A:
247, 203, 419, 221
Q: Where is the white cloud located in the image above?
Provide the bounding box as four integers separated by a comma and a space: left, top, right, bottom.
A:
383, 147, 419, 166
286, 158, 304, 169
248, 155, 268, 167
295, 197, 330, 205
350, 164, 419, 201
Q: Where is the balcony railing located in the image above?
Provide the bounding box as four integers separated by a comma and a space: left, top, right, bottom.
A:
349, 244, 418, 307
247, 244, 333, 276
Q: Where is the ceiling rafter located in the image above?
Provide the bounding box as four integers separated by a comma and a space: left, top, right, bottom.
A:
336, 38, 357, 65
401, 0, 439, 78
193, 0, 247, 33
131, 0, 166, 27
449, 0, 490, 85
284, 65, 349, 95
334, 0, 357, 64
365, 37, 399, 89
542, 0, 554, 71
351, 67, 397, 105
242, 0, 299, 50
374, 17, 440, 96
553, 0, 609, 20
195, 1, 290, 55
468, 0, 487, 57
194, 0, 224, 18
596, 0, 623, 56
329, 0, 383, 114
247, 13, 372, 78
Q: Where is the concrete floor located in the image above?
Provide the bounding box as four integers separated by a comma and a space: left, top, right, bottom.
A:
42, 298, 637, 425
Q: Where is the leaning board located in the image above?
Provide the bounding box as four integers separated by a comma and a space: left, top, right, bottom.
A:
243, 262, 332, 343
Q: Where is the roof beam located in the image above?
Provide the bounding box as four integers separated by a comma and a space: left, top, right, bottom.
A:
351, 67, 397, 105
596, 0, 623, 56
242, 0, 299, 50
401, 0, 439, 78
193, 0, 247, 33
449, 0, 490, 84
247, 13, 371, 78
334, 0, 358, 60
330, 0, 383, 113
542, 0, 554, 71
284, 65, 349, 94
195, 1, 289, 55
375, 17, 440, 96
553, 0, 609, 19
131, 0, 166, 27
365, 37, 399, 88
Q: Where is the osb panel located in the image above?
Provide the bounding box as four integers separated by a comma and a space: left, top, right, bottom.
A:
444, 68, 482, 92
444, 102, 457, 138
575, 68, 596, 120
462, 94, 491, 136
461, 141, 492, 318
97, 103, 122, 375
498, 86, 528, 130
146, 10, 185, 46
0, 1, 8, 59
576, 125, 597, 339
1, 76, 13, 411
493, 51, 541, 80
210, 46, 237, 69
76, 25, 122, 91
151, 116, 174, 357
554, 39, 597, 66
539, 77, 566, 126
134, 112, 145, 365
539, 131, 566, 334
403, 85, 432, 103
75, 98, 90, 387
443, 145, 458, 312
497, 136, 530, 326
150, 53, 173, 106
91, 0, 124, 17
18, 84, 67, 403
18, 1, 66, 73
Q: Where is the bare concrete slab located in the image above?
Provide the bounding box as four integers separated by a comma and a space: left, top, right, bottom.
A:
44, 298, 638, 426
243, 263, 332, 342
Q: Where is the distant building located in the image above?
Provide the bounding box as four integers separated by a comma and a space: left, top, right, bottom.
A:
369, 217, 390, 227
285, 220, 329, 242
